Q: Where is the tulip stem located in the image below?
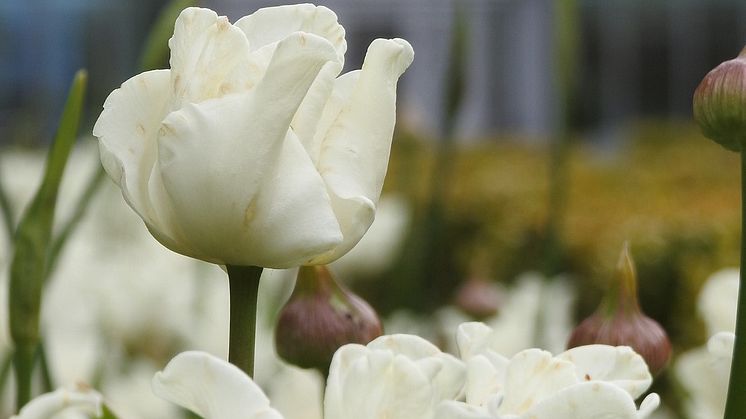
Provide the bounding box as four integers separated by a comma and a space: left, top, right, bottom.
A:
227, 265, 263, 378
725, 152, 746, 418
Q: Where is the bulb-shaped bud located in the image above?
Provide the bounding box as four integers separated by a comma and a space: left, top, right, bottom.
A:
275, 265, 382, 374
567, 243, 672, 375
454, 277, 503, 320
693, 45, 746, 151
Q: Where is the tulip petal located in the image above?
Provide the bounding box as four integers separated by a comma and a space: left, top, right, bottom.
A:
235, 4, 346, 63
638, 393, 661, 419
11, 387, 103, 419
325, 344, 435, 419
94, 69, 171, 229
168, 7, 258, 108
519, 382, 643, 419
557, 345, 652, 399
497, 349, 578, 415
154, 32, 342, 266
456, 321, 495, 360
698, 269, 739, 336
368, 334, 466, 400
152, 351, 283, 419
465, 353, 509, 407
674, 345, 728, 419
436, 401, 491, 419
292, 61, 343, 165
315, 38, 414, 263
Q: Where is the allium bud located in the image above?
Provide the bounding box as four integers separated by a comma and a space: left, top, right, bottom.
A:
693, 45, 746, 152
567, 243, 672, 375
275, 265, 382, 374
454, 277, 503, 320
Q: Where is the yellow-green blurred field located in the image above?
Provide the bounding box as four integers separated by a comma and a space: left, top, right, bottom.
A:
378, 121, 740, 352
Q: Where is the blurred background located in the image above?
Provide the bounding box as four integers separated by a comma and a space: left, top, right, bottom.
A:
1, 0, 746, 418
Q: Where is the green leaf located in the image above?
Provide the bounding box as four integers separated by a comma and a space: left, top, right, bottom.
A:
0, 158, 14, 238
9, 69, 87, 409
45, 164, 106, 279
97, 404, 121, 419
138, 0, 197, 71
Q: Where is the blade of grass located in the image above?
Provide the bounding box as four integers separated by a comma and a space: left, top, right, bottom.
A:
45, 164, 106, 279
0, 157, 15, 238
8, 70, 87, 410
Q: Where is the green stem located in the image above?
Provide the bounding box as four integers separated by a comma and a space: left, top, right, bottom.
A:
36, 343, 54, 392
13, 345, 35, 411
226, 265, 263, 378
725, 152, 746, 418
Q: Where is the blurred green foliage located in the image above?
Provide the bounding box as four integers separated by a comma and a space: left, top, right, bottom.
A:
368, 121, 739, 356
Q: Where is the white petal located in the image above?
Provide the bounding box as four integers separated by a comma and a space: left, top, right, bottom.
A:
497, 349, 578, 415
674, 345, 728, 419
154, 32, 341, 266
557, 345, 652, 399
314, 39, 414, 263
465, 353, 509, 407
698, 268, 738, 335
708, 331, 735, 358
234, 4, 346, 64
11, 387, 102, 419
520, 382, 643, 419
93, 69, 171, 229
292, 60, 343, 165
436, 401, 492, 419
367, 334, 466, 400
637, 393, 661, 419
152, 351, 283, 419
456, 322, 495, 360
168, 7, 258, 107
325, 344, 435, 419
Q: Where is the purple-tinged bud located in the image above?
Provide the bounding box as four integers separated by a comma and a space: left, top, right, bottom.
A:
275, 265, 382, 374
567, 243, 672, 375
693, 45, 746, 152
454, 277, 503, 320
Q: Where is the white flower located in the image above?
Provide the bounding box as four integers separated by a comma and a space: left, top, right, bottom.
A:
10, 386, 103, 419
153, 334, 464, 419
93, 5, 414, 268
325, 334, 465, 419
447, 322, 660, 419
697, 268, 738, 336
674, 268, 738, 419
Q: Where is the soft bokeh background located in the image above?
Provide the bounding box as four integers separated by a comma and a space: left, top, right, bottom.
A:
2, 1, 746, 418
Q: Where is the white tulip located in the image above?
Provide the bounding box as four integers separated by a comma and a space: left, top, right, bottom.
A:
154, 333, 464, 419
674, 268, 738, 419
10, 386, 103, 419
93, 5, 414, 268
453, 322, 660, 419
325, 334, 465, 419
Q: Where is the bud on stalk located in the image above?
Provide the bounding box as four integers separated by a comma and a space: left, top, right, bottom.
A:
693, 45, 746, 151
275, 265, 382, 374
567, 243, 671, 375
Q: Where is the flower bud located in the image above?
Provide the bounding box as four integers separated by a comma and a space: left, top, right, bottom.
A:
567, 243, 671, 375
454, 277, 503, 320
275, 265, 383, 374
693, 45, 746, 151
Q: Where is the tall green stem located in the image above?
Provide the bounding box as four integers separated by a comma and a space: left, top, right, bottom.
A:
13, 345, 34, 409
226, 265, 263, 377
724, 153, 746, 418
